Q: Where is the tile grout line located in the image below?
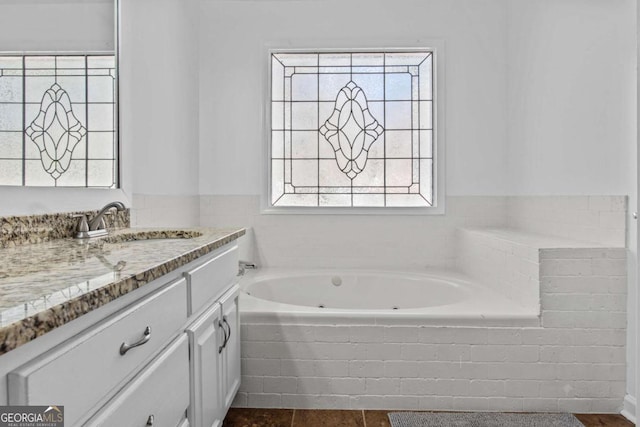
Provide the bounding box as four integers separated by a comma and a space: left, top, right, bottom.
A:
362, 409, 367, 427
291, 409, 296, 427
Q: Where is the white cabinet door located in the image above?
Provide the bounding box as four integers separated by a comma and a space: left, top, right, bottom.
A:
218, 284, 240, 411
186, 303, 224, 427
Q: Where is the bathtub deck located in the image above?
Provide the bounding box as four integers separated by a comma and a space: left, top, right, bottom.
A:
240, 268, 539, 327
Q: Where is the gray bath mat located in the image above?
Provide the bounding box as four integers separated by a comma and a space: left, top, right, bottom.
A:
388, 412, 584, 427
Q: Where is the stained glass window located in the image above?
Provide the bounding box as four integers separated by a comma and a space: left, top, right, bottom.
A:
270, 50, 434, 208
0, 55, 117, 188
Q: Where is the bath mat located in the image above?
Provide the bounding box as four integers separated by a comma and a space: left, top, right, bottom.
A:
388, 412, 584, 427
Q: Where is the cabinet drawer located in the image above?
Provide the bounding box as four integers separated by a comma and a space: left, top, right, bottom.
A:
88, 334, 190, 427
185, 245, 238, 314
8, 278, 188, 426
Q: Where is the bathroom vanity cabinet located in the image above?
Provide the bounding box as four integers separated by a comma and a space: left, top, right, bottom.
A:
0, 238, 241, 427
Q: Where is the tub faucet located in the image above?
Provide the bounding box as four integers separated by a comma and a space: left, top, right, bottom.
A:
74, 201, 126, 239
238, 260, 257, 276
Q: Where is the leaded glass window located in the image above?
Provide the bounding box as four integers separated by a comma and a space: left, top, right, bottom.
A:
0, 55, 117, 187
269, 50, 434, 208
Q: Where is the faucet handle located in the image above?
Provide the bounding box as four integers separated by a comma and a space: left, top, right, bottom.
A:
70, 214, 89, 233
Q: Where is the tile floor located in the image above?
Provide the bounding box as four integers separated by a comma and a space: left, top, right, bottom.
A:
223, 408, 635, 427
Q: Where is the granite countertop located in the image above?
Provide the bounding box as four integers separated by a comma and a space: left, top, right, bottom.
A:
0, 227, 245, 355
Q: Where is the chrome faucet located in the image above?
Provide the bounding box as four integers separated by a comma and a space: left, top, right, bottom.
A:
89, 201, 126, 231
238, 260, 257, 276
74, 201, 126, 239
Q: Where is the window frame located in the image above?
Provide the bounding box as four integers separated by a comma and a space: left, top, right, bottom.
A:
261, 44, 445, 215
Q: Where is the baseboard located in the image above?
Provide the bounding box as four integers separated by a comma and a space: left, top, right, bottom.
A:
621, 394, 636, 424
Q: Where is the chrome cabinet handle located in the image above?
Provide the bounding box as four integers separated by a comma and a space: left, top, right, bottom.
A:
223, 317, 232, 347
119, 326, 151, 355
218, 320, 227, 354
146, 415, 154, 426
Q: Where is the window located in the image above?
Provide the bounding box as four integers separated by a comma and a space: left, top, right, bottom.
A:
269, 50, 435, 209
0, 54, 117, 188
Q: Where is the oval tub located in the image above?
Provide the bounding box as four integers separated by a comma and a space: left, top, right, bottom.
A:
239, 269, 538, 326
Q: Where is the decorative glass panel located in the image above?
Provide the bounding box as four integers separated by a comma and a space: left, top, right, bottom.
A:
0, 55, 117, 188
270, 50, 433, 208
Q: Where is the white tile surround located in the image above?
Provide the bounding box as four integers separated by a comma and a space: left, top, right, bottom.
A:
132, 194, 629, 412
234, 246, 627, 412
457, 229, 623, 313
507, 196, 627, 247
131, 194, 200, 228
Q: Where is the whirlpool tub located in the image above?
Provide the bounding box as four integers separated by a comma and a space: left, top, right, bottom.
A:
239, 269, 538, 326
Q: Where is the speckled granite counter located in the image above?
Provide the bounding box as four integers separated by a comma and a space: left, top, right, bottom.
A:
0, 227, 245, 355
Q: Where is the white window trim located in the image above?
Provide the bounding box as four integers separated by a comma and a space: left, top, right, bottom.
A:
261, 40, 446, 215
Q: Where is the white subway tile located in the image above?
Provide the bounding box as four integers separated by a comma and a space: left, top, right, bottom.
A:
383, 361, 420, 378
591, 259, 626, 276
487, 363, 555, 380
243, 324, 282, 341
242, 358, 281, 376
486, 397, 524, 411
467, 380, 505, 397
383, 326, 420, 343
588, 398, 626, 413
400, 344, 438, 361
418, 396, 454, 410
231, 392, 248, 408
282, 394, 351, 409
331, 378, 365, 395
573, 346, 626, 364
357, 343, 402, 360
521, 398, 559, 412
418, 327, 454, 343
349, 326, 385, 343
540, 260, 593, 277
504, 380, 540, 397
539, 346, 576, 363
314, 326, 350, 342
263, 376, 298, 394
557, 398, 591, 413
452, 397, 489, 411
247, 393, 282, 408
471, 345, 538, 362
588, 196, 613, 212
599, 211, 625, 229
349, 360, 384, 378
400, 378, 439, 395
281, 359, 315, 376
365, 378, 401, 394
487, 329, 523, 344
239, 376, 263, 393
435, 344, 472, 361
296, 377, 332, 394
353, 395, 421, 409
313, 360, 349, 377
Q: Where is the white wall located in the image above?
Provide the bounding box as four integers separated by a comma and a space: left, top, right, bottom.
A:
198, 0, 510, 197
506, 0, 636, 196
506, 0, 637, 418
121, 0, 200, 197
0, 0, 114, 52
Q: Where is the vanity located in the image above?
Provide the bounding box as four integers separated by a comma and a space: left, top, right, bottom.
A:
0, 215, 244, 427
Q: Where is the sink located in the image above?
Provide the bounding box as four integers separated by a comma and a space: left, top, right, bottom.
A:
102, 230, 203, 244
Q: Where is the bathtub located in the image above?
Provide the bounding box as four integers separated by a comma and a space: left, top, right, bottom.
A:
239, 268, 539, 326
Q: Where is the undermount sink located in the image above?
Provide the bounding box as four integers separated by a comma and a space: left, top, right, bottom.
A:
102, 230, 203, 244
